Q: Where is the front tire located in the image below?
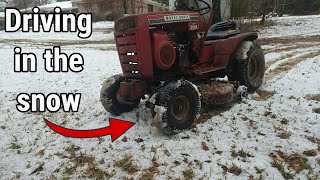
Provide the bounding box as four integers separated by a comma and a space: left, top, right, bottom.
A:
100, 74, 139, 116
153, 80, 201, 134
230, 41, 265, 93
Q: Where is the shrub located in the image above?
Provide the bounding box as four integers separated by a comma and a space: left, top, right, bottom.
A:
106, 11, 123, 21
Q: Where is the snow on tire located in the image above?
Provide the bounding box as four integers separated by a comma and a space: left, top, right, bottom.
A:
100, 74, 139, 116
152, 80, 201, 134
231, 41, 265, 93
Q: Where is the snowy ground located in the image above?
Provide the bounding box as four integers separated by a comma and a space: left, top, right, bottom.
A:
260, 15, 320, 38
0, 17, 319, 179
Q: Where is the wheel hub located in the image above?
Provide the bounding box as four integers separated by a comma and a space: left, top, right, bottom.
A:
172, 95, 190, 121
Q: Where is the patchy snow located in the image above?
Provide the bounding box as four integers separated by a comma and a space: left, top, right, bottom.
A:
20, 1, 73, 12
149, 93, 157, 104
152, 105, 169, 134
0, 15, 320, 179
40, 1, 72, 9
172, 79, 182, 89
190, 81, 201, 98
235, 41, 253, 59
93, 21, 115, 30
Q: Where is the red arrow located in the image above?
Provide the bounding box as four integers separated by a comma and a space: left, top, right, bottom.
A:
44, 118, 135, 142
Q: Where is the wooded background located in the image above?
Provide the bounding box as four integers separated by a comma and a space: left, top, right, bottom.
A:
231, 0, 320, 17
1, 0, 320, 17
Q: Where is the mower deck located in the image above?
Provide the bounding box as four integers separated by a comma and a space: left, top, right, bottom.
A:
197, 80, 238, 105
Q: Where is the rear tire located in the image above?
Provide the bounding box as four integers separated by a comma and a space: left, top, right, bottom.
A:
230, 41, 265, 93
100, 74, 139, 116
153, 80, 201, 134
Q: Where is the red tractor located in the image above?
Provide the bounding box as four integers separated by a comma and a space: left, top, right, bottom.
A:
101, 0, 265, 134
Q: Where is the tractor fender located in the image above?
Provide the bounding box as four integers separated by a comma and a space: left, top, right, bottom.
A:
230, 32, 258, 59
226, 32, 258, 75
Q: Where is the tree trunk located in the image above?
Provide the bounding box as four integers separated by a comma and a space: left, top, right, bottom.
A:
212, 0, 221, 23
23, 0, 28, 10
123, 0, 128, 14
260, 0, 268, 25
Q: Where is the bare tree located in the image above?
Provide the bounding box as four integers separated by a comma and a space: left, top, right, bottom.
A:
130, 0, 144, 14
0, 0, 8, 11
10, 0, 50, 10
122, 0, 128, 14
275, 0, 296, 16
97, 0, 114, 13
83, 0, 94, 12
11, 0, 33, 10
114, 0, 144, 15
260, 0, 269, 25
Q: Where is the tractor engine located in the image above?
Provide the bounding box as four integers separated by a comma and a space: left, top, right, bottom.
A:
152, 30, 176, 70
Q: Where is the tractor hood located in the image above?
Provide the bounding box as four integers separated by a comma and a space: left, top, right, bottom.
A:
115, 11, 201, 28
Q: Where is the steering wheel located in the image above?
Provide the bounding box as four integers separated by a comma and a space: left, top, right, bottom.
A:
174, 0, 191, 11
174, 0, 212, 15
197, 0, 212, 15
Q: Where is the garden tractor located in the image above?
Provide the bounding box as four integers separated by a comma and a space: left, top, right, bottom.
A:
100, 0, 265, 134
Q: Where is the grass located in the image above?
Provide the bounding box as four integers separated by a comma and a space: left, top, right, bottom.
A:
231, 149, 254, 159
277, 131, 292, 139
305, 94, 320, 102
10, 142, 21, 150
253, 90, 277, 101
65, 144, 81, 157
182, 167, 195, 180
303, 149, 318, 157
286, 154, 311, 173
36, 149, 45, 157
197, 113, 212, 124
86, 164, 115, 179
271, 160, 294, 179
71, 154, 95, 167
255, 167, 265, 174
270, 151, 312, 179
229, 164, 242, 176
312, 108, 320, 114
241, 19, 276, 33
140, 157, 160, 180
140, 166, 159, 180
219, 163, 242, 176
115, 155, 138, 174
140, 171, 156, 180
63, 145, 114, 179
201, 142, 209, 151
281, 118, 289, 125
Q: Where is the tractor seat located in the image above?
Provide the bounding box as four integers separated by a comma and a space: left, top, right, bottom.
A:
206, 20, 241, 41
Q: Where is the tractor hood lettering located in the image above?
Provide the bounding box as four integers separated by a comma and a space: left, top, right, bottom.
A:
148, 14, 199, 25
164, 15, 190, 21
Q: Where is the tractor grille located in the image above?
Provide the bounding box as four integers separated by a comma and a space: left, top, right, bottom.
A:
115, 21, 140, 77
